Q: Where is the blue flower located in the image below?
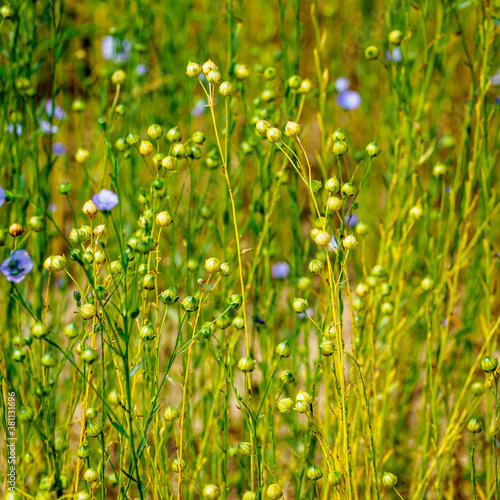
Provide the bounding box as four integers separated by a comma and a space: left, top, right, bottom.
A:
334, 77, 350, 93
0, 250, 34, 283
52, 142, 67, 157
256, 317, 266, 325
336, 90, 361, 110
386, 48, 402, 63
39, 119, 59, 134
5, 123, 22, 136
191, 99, 208, 117
92, 189, 119, 211
329, 236, 339, 252
491, 71, 500, 86
136, 63, 148, 76
45, 99, 67, 120
271, 262, 290, 279
298, 307, 313, 319
0, 186, 5, 207
344, 213, 359, 228
101, 36, 132, 63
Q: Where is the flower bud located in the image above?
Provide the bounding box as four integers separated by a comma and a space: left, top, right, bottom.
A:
266, 127, 282, 143
325, 176, 340, 193
307, 465, 323, 481
237, 356, 256, 373
366, 142, 381, 157
388, 30, 403, 45
202, 484, 220, 499
181, 296, 198, 312
162, 156, 177, 171
275, 340, 291, 358
481, 356, 498, 373
139, 140, 155, 156
284, 121, 301, 138
234, 63, 250, 79
382, 471, 398, 488
328, 470, 343, 486
343, 235, 358, 250
202, 60, 217, 75
164, 406, 180, 421
277, 397, 294, 414
266, 484, 283, 500
44, 255, 67, 272
81, 205, 97, 222
219, 81, 234, 96
220, 262, 231, 276
364, 45, 379, 59
207, 69, 222, 84
156, 211, 173, 227
186, 61, 202, 78
341, 182, 356, 197
280, 370, 295, 384
255, 120, 270, 136
111, 70, 126, 85
204, 257, 221, 273
314, 230, 331, 247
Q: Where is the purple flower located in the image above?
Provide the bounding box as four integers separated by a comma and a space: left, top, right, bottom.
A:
92, 189, 119, 211
329, 235, 338, 252
52, 142, 67, 157
192, 99, 208, 117
344, 213, 359, 228
45, 99, 66, 120
491, 71, 500, 86
495, 96, 500, 105
101, 36, 132, 63
445, 185, 451, 194
49, 203, 57, 213
136, 63, 148, 76
334, 77, 350, 93
256, 317, 265, 325
6, 123, 22, 136
1, 250, 34, 283
39, 119, 59, 134
386, 48, 402, 63
271, 262, 290, 279
298, 307, 313, 319
336, 90, 361, 110
0, 186, 5, 207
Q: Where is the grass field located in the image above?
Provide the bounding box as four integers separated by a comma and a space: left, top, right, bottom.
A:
1, 0, 500, 499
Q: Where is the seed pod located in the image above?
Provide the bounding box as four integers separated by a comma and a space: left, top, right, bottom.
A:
228, 294, 243, 310
284, 121, 301, 138
328, 470, 344, 486
277, 397, 294, 414
28, 215, 46, 232
381, 301, 394, 315
332, 129, 346, 141
31, 321, 48, 339
160, 288, 179, 305
215, 313, 231, 329
341, 182, 356, 197
142, 273, 156, 290
164, 406, 180, 422
234, 63, 250, 79
307, 465, 323, 481
288, 75, 301, 89
343, 235, 358, 250
308, 259, 324, 274
77, 445, 91, 459
237, 441, 252, 457
481, 356, 498, 373
388, 30, 403, 45
280, 370, 295, 385
186, 61, 202, 78
82, 348, 98, 364
237, 356, 256, 373
242, 492, 257, 500
18, 407, 35, 423
156, 211, 173, 227
86, 407, 98, 420
299, 78, 313, 94
220, 262, 231, 276
266, 484, 283, 500
293, 298, 309, 313
409, 205, 423, 220
366, 142, 381, 157
84, 468, 98, 483
204, 257, 221, 273
232, 316, 245, 330
266, 127, 282, 143
255, 120, 270, 136
327, 196, 343, 212
319, 340, 334, 356
219, 81, 235, 96
9, 223, 24, 237
333, 140, 348, 156
148, 124, 163, 140
140, 324, 155, 341
82, 200, 98, 216
80, 304, 96, 320
171, 458, 186, 472
202, 484, 220, 499
420, 277, 434, 291
325, 176, 340, 193
207, 70, 222, 84
41, 352, 56, 368
382, 471, 398, 488
86, 421, 101, 438
364, 45, 379, 59
181, 296, 198, 312
111, 70, 126, 85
